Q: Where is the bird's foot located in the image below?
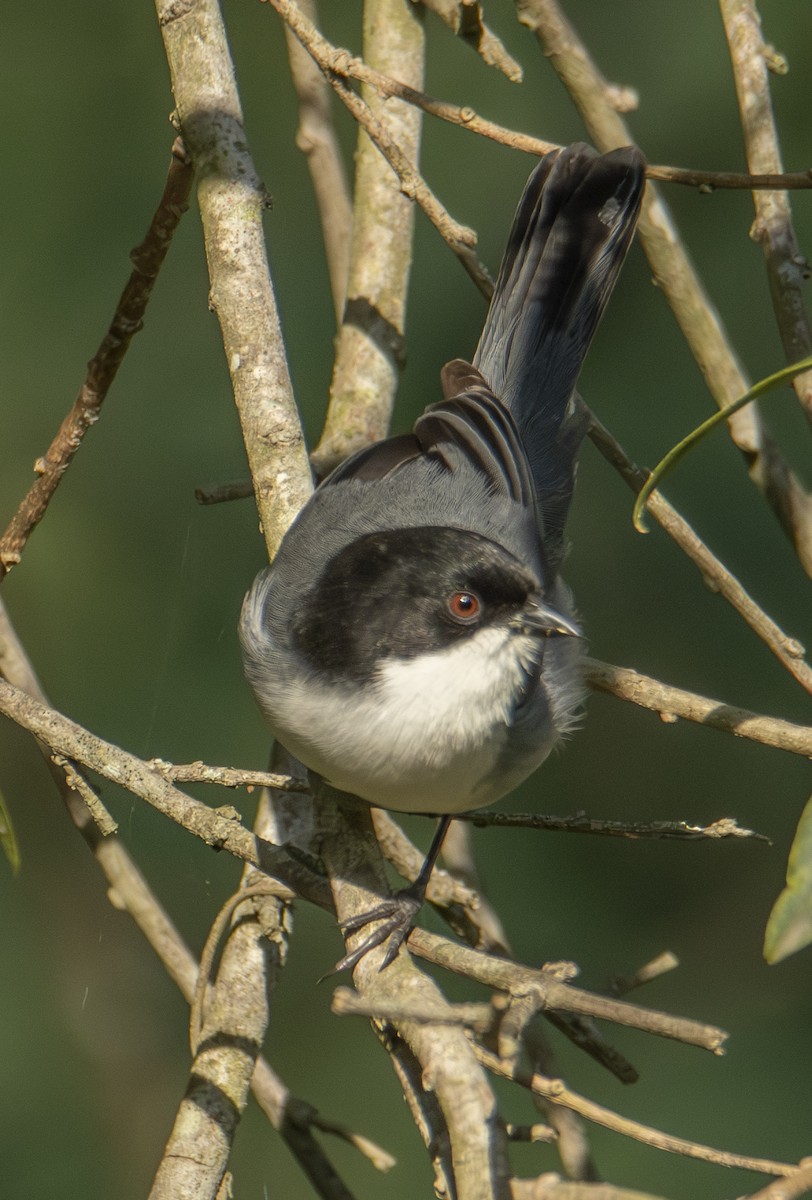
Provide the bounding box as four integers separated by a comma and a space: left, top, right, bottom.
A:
332, 885, 424, 974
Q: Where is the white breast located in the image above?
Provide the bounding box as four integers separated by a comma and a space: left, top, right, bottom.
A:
270, 626, 554, 814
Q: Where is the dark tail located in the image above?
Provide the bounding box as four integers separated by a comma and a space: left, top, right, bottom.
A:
473, 143, 645, 543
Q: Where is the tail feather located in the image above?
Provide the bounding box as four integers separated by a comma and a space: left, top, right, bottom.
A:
473, 143, 645, 548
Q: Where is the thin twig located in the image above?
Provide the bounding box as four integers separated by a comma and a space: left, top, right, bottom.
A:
408, 929, 728, 1053
587, 413, 812, 695
0, 139, 194, 581
518, 0, 812, 578
511, 1181, 669, 1200
148, 758, 311, 791
51, 755, 118, 837
331, 985, 500, 1031
647, 164, 812, 190
261, 1, 812, 193
584, 657, 812, 758
721, 0, 812, 428
421, 0, 523, 81
0, 676, 332, 911
476, 1045, 797, 1177
463, 810, 765, 840
266, 0, 493, 317
323, 71, 490, 287
194, 479, 254, 505
607, 953, 680, 998
523, 1024, 601, 1180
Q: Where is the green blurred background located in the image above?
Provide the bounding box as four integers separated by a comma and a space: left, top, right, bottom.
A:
1, 2, 810, 1197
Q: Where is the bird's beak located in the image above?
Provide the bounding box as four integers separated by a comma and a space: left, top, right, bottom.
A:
511, 598, 582, 639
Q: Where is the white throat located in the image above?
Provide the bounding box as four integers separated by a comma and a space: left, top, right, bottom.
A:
275, 625, 545, 814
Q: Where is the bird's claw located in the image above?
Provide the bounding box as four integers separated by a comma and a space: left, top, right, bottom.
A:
331, 888, 424, 974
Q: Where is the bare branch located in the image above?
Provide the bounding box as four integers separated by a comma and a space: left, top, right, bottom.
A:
156, 0, 313, 559
0, 139, 194, 581
464, 811, 765, 842
0, 676, 332, 911
283, 0, 352, 323
194, 479, 254, 505
331, 984, 500, 1031
0, 600, 377, 1195
743, 1159, 812, 1199
52, 754, 118, 837
517, 0, 812, 576
608, 953, 680, 998
148, 758, 310, 791
584, 657, 812, 758
649, 165, 812, 190
311, 0, 426, 474
259, 2, 812, 193
268, 0, 494, 390
721, 0, 812, 428
408, 929, 727, 1053
510, 1176, 671, 1200
316, 791, 510, 1200
588, 412, 812, 695
476, 1045, 798, 1177
421, 0, 523, 81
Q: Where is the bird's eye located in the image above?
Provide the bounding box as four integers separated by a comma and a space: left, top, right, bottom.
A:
448, 591, 481, 623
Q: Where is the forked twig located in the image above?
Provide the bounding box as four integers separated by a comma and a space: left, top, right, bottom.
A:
476, 1044, 798, 1178
265, 0, 493, 301
267, 0, 812, 191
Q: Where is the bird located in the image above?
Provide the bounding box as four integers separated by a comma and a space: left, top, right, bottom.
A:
240, 142, 646, 970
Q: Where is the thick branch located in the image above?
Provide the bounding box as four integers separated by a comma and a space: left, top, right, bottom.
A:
317, 792, 510, 1200
313, 0, 425, 474
156, 0, 312, 559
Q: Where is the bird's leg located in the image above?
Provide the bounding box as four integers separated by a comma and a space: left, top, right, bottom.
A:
334, 814, 453, 973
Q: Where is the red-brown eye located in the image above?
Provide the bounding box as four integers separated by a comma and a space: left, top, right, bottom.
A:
448, 591, 481, 623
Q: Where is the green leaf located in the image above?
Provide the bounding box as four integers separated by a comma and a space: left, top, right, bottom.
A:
0, 785, 20, 875
632, 355, 812, 533
764, 795, 812, 964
